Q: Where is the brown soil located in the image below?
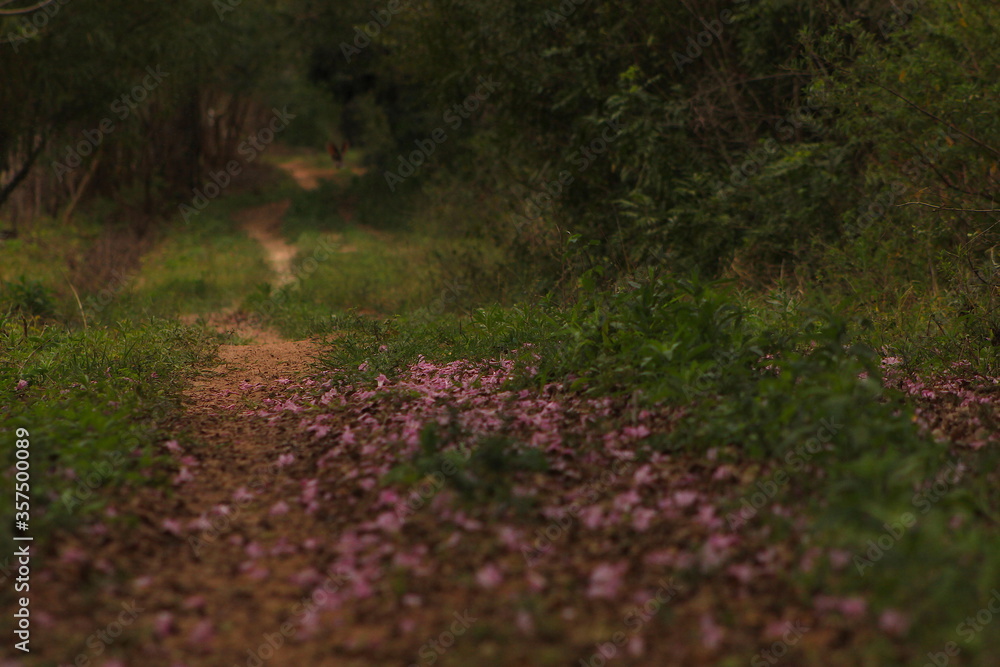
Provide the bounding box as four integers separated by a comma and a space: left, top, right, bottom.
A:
231, 200, 298, 289
23, 178, 354, 664
276, 155, 366, 192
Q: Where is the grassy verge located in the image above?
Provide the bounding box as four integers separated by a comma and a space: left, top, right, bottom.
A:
316, 270, 1000, 662
105, 213, 272, 320
0, 194, 272, 547
246, 172, 504, 339
0, 317, 218, 547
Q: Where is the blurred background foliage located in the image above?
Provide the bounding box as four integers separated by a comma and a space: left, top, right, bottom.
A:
0, 0, 998, 335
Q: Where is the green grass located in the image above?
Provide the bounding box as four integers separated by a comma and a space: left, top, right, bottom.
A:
99, 213, 271, 321
316, 269, 1000, 662
0, 315, 219, 546
0, 190, 273, 547
4, 147, 999, 663
246, 171, 507, 339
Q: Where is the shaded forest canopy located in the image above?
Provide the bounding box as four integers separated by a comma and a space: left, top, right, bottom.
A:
0, 0, 997, 316
2, 4, 1000, 665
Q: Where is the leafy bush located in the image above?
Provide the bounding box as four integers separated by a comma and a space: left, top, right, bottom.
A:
1, 277, 58, 320
387, 423, 548, 504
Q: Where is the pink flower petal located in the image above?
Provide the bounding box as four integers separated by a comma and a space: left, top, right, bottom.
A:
700, 612, 724, 650
187, 619, 215, 647
587, 562, 628, 600
476, 563, 503, 589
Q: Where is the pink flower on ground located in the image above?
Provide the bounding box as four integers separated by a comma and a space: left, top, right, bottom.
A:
633, 465, 656, 486
673, 490, 698, 508
580, 506, 604, 530
726, 563, 754, 583
374, 512, 401, 533
187, 619, 215, 648
815, 595, 867, 619
307, 423, 331, 438
878, 608, 910, 636
700, 613, 724, 650
515, 610, 535, 636
828, 549, 852, 570
153, 611, 174, 638
161, 519, 184, 536
290, 569, 323, 588
476, 563, 503, 589
764, 619, 793, 639
232, 487, 254, 504
60, 546, 87, 564
587, 562, 628, 599
839, 597, 867, 619
183, 595, 206, 610
631, 507, 656, 532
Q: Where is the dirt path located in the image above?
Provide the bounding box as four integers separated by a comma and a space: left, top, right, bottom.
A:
277, 157, 366, 192
16, 165, 828, 667
20, 185, 950, 666
231, 200, 298, 289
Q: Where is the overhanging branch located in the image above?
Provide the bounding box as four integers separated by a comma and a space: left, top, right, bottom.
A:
0, 0, 57, 16
0, 138, 45, 210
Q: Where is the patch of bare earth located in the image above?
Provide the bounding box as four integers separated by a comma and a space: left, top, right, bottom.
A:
231, 201, 298, 288
276, 154, 366, 193
276, 154, 365, 224
17, 188, 374, 664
